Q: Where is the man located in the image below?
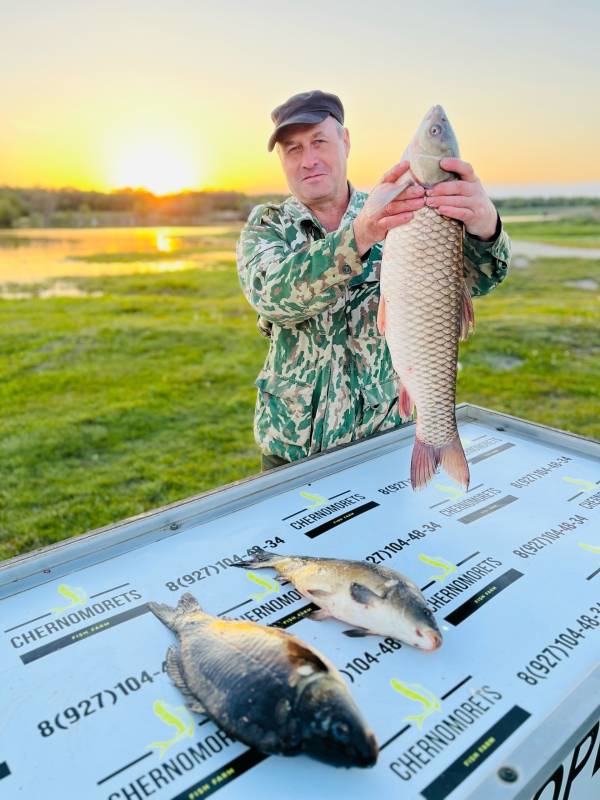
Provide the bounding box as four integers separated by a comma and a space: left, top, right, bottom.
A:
236, 90, 511, 471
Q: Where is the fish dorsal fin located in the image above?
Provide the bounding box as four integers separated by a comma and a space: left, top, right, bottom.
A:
350, 582, 384, 606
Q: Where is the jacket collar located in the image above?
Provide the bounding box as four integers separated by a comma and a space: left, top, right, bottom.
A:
283, 182, 364, 232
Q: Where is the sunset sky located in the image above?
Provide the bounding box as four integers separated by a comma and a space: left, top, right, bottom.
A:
1, 0, 598, 195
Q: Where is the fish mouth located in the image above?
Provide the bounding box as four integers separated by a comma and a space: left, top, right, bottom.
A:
355, 731, 379, 767
417, 630, 443, 652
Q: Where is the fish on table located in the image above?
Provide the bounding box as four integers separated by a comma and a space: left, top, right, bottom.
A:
148, 592, 378, 768
234, 548, 442, 651
366, 104, 472, 491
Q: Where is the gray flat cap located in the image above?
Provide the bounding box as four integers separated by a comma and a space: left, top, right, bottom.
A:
268, 90, 344, 151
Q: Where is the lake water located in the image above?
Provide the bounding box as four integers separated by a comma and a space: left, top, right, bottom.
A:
0, 226, 240, 284
0, 224, 598, 288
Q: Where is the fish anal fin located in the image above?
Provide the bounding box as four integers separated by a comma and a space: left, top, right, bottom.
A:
350, 582, 381, 606
377, 294, 386, 335
166, 647, 207, 715
342, 628, 370, 638
459, 283, 475, 341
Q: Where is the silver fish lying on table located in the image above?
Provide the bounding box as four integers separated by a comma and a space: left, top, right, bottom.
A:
234, 548, 442, 651
367, 105, 472, 491
148, 592, 378, 768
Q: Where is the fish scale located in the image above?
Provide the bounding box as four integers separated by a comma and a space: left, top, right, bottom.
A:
371, 105, 472, 489
382, 205, 463, 448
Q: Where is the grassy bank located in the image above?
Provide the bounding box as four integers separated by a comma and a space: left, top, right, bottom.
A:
0, 244, 598, 560
504, 217, 600, 248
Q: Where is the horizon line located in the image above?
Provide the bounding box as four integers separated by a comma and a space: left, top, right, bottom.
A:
2, 180, 600, 200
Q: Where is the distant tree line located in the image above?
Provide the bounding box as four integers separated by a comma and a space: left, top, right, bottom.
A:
493, 196, 600, 211
0, 187, 286, 228
0, 186, 598, 228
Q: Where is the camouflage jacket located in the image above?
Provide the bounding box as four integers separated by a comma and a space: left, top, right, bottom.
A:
236, 183, 511, 462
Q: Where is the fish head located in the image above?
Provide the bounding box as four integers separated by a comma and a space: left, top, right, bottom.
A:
405, 104, 460, 188
296, 676, 378, 768
387, 586, 443, 652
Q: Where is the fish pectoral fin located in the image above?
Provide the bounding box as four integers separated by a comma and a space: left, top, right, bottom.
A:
342, 628, 371, 638
350, 581, 382, 606
364, 174, 414, 217
377, 294, 387, 335
307, 608, 330, 622
398, 384, 415, 419
165, 647, 207, 715
185, 699, 209, 716
307, 588, 332, 598
459, 281, 475, 341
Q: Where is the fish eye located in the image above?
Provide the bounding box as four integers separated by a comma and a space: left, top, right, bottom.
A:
416, 629, 423, 638
429, 125, 442, 136
332, 721, 350, 741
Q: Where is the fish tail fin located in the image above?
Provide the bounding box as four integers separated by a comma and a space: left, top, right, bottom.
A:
459, 282, 475, 341
148, 600, 179, 631
411, 435, 469, 491
148, 593, 204, 631
440, 435, 469, 490
410, 438, 441, 490
230, 546, 279, 569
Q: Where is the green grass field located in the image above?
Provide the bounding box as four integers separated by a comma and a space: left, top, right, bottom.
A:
504, 217, 600, 248
0, 221, 598, 560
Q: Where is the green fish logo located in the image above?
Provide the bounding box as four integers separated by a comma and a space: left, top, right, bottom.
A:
148, 701, 195, 758
418, 554, 457, 583
246, 571, 280, 602
50, 583, 89, 614
434, 483, 465, 501
390, 679, 442, 729
564, 477, 596, 492
300, 491, 327, 509
578, 543, 600, 555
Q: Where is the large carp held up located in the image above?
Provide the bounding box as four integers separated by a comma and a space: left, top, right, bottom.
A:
367, 105, 473, 491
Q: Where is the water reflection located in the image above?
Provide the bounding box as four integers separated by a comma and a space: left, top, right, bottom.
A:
156, 232, 174, 253
0, 225, 239, 284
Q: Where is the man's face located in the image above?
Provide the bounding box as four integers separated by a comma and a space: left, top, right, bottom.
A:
277, 115, 350, 206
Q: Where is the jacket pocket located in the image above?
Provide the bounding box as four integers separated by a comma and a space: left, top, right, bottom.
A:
254, 371, 313, 450
356, 377, 399, 439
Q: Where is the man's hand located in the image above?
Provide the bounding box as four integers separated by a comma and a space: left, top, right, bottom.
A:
353, 161, 425, 257
425, 158, 499, 240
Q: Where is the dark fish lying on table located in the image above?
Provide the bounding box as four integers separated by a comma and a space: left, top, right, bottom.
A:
148, 592, 378, 768
233, 548, 442, 651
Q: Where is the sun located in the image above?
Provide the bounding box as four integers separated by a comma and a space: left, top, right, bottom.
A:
109, 136, 201, 195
